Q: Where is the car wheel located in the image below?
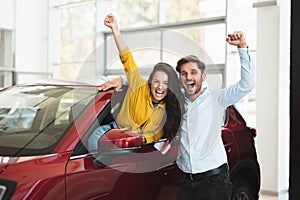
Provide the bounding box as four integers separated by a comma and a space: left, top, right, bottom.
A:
231, 178, 255, 200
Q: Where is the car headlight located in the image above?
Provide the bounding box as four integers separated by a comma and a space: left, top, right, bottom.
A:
0, 179, 17, 200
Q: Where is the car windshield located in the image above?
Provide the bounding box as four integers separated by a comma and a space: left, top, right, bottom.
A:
0, 85, 96, 156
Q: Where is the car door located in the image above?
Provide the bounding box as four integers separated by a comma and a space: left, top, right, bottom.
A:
65, 91, 181, 200
63, 91, 118, 200
91, 131, 181, 200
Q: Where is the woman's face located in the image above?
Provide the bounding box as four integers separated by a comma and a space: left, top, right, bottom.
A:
150, 70, 168, 103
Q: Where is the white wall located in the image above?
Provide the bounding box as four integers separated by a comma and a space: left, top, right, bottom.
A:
15, 0, 48, 76
278, 0, 290, 192
0, 0, 15, 30
255, 0, 290, 195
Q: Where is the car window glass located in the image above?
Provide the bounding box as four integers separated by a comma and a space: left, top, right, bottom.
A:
0, 85, 95, 156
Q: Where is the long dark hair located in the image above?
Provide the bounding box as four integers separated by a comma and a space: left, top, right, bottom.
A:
148, 62, 184, 142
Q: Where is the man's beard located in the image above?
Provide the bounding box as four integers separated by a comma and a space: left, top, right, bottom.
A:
186, 83, 202, 97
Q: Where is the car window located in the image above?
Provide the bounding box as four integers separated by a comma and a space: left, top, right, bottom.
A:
86, 85, 176, 153
83, 88, 125, 153
0, 85, 96, 156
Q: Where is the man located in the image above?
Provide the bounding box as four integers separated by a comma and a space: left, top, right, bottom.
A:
175, 31, 255, 200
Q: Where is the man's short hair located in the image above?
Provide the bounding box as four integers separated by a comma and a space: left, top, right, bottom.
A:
176, 55, 206, 73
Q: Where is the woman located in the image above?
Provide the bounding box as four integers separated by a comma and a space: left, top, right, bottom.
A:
98, 13, 183, 144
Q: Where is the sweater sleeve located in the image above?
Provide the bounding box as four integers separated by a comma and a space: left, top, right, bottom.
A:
141, 105, 166, 144
119, 47, 145, 88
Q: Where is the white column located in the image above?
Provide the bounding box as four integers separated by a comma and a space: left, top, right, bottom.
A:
15, 0, 48, 82
255, 0, 290, 195
48, 2, 61, 79
277, 0, 290, 193
95, 0, 113, 76
0, 0, 15, 30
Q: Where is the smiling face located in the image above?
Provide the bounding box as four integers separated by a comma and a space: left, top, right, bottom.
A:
150, 70, 168, 103
179, 62, 206, 102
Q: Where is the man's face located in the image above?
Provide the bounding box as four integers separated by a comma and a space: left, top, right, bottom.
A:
179, 62, 206, 101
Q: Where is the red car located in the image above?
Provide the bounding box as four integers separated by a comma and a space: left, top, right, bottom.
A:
0, 80, 260, 200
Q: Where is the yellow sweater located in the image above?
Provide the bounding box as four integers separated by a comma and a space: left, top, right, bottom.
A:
116, 48, 166, 144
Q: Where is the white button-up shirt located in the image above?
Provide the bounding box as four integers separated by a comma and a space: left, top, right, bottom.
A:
176, 48, 255, 173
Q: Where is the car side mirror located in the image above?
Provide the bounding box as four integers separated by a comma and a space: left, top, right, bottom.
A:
94, 129, 143, 166
98, 129, 143, 151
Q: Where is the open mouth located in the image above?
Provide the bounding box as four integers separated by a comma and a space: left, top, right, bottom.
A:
186, 81, 195, 90
155, 90, 165, 97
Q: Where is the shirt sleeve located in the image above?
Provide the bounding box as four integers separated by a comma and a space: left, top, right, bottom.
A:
219, 47, 255, 108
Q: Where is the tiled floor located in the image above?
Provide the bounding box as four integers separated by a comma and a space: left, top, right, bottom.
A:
259, 192, 289, 200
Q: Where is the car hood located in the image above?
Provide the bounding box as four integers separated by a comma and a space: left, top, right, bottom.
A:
0, 156, 18, 174
0, 163, 7, 173
0, 155, 51, 174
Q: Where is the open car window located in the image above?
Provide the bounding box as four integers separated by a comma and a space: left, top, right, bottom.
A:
83, 88, 127, 153
85, 85, 173, 152
83, 88, 177, 171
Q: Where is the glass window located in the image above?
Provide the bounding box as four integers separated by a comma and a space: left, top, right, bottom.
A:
164, 0, 226, 23
0, 28, 15, 88
57, 63, 82, 80
103, 23, 226, 83
167, 24, 226, 65
110, 0, 159, 28
16, 73, 52, 85
104, 31, 161, 78
161, 27, 225, 89
226, 0, 257, 127
0, 71, 13, 88
49, 0, 88, 7
107, 0, 225, 27
0, 29, 14, 68
60, 3, 96, 63
48, 1, 96, 80
60, 0, 81, 4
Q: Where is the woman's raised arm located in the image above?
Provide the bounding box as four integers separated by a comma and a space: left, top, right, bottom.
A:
104, 14, 127, 53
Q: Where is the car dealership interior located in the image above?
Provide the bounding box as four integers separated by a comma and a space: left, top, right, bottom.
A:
0, 0, 299, 199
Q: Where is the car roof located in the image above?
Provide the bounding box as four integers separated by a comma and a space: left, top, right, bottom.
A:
17, 79, 99, 87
